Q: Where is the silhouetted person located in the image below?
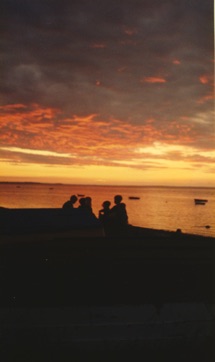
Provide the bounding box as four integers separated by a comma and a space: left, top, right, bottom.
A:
78, 197, 97, 223
85, 196, 93, 213
99, 200, 111, 225
78, 197, 87, 210
110, 195, 128, 226
62, 195, 78, 209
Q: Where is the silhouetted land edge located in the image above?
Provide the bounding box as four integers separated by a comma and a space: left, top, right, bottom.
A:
0, 224, 214, 360
1, 181, 215, 189
0, 206, 214, 241
0, 223, 214, 306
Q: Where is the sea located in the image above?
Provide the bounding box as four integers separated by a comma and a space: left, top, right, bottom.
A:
0, 183, 215, 238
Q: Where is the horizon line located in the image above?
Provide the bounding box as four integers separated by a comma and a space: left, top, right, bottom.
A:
0, 181, 214, 188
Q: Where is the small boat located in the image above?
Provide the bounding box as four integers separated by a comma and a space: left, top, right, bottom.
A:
129, 196, 140, 200
78, 194, 85, 197
194, 199, 208, 205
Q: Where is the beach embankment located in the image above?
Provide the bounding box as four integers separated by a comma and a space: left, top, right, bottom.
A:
0, 224, 214, 360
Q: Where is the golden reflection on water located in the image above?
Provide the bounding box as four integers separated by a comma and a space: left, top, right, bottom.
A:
0, 183, 214, 237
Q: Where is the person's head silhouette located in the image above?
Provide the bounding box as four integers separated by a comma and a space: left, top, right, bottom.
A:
102, 201, 111, 209
70, 195, 78, 204
114, 195, 122, 205
85, 197, 92, 206
79, 197, 86, 207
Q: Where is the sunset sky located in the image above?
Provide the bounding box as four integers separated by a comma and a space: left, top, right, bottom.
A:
0, 0, 214, 186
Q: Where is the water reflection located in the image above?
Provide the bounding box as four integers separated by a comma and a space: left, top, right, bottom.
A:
0, 183, 214, 237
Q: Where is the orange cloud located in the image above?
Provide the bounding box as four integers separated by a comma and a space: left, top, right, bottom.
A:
0, 103, 214, 187
123, 27, 137, 36
90, 43, 107, 49
172, 59, 181, 65
142, 77, 167, 83
0, 104, 26, 111
0, 103, 61, 124
0, 103, 207, 170
197, 92, 214, 104
199, 75, 209, 84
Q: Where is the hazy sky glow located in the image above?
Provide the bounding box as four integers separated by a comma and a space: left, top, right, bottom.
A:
0, 0, 214, 186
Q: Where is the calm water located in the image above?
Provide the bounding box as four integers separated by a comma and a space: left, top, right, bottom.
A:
0, 183, 215, 237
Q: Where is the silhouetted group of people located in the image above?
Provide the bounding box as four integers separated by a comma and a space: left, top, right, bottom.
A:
63, 195, 93, 213
62, 194, 128, 228
98, 195, 128, 227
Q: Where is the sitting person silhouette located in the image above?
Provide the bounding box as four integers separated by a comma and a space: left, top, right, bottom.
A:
62, 195, 78, 209
78, 197, 87, 209
85, 196, 93, 213
78, 197, 97, 222
110, 195, 128, 226
99, 200, 111, 225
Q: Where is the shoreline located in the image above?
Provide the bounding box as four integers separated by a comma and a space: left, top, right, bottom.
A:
0, 224, 214, 358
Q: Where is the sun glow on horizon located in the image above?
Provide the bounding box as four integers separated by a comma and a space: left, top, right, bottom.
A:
0, 157, 214, 187
0, 102, 214, 188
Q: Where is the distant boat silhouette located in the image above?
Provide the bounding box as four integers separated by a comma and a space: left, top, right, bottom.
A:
129, 196, 140, 200
78, 194, 85, 197
194, 199, 208, 205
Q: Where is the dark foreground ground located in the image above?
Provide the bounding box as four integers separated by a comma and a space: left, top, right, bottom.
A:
0, 226, 214, 361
